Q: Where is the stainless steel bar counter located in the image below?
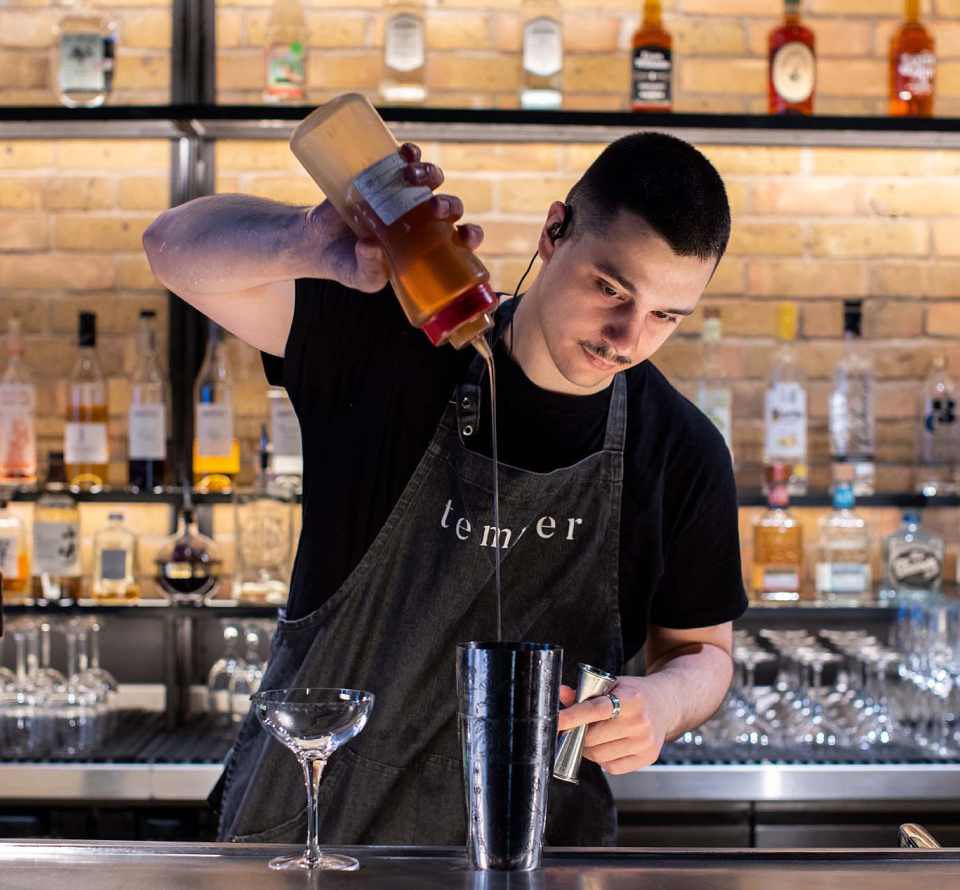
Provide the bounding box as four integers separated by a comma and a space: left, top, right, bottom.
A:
3, 840, 960, 888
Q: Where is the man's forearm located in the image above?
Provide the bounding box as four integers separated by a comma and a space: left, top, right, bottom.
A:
142, 194, 318, 295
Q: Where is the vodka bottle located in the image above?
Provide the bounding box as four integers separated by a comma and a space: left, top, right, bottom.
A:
764, 303, 807, 496
815, 482, 871, 605
380, 0, 427, 104
915, 356, 959, 496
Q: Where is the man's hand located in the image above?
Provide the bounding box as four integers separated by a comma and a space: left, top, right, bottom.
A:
305, 142, 486, 293
556, 676, 676, 776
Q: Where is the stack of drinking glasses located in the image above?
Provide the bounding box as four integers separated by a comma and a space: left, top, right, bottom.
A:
206, 619, 273, 725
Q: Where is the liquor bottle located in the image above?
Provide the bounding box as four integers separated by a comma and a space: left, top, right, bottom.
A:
234, 425, 294, 604
890, 0, 935, 118
752, 463, 803, 603
51, 0, 118, 109
815, 481, 871, 605
380, 0, 427, 105
32, 452, 82, 603
128, 310, 167, 493
155, 502, 223, 606
764, 303, 807, 496
268, 386, 303, 491
289, 93, 497, 349
883, 511, 943, 599
263, 0, 308, 105
630, 0, 672, 113
193, 323, 240, 494
696, 307, 733, 462
916, 356, 959, 497
0, 495, 29, 603
65, 311, 109, 492
829, 300, 875, 497
520, 0, 563, 110
92, 512, 139, 604
0, 318, 37, 485
768, 0, 815, 116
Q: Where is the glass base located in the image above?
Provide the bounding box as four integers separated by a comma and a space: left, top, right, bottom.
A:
268, 852, 359, 871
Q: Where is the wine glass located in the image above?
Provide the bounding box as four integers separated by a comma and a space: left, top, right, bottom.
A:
228, 623, 265, 724
206, 620, 241, 726
251, 687, 375, 871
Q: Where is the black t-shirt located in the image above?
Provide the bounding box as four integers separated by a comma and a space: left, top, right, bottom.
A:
262, 278, 748, 664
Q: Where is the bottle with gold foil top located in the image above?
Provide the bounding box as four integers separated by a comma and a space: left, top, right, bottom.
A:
0, 318, 37, 486
264, 0, 308, 104
65, 311, 109, 492
380, 0, 427, 104
289, 93, 497, 350
890, 0, 935, 118
630, 0, 672, 113
768, 0, 815, 116
764, 303, 807, 496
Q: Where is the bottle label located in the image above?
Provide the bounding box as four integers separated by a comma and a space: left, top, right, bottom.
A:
100, 548, 128, 581
353, 151, 433, 227
265, 42, 306, 100
765, 383, 807, 459
0, 534, 20, 578
523, 16, 562, 78
34, 520, 81, 577
0, 383, 36, 475
59, 33, 107, 93
196, 403, 234, 458
761, 567, 799, 592
697, 390, 733, 457
271, 399, 302, 460
888, 544, 942, 588
771, 41, 815, 104
65, 421, 108, 464
385, 13, 425, 73
924, 396, 956, 433
128, 404, 167, 461
631, 45, 672, 106
895, 50, 935, 100
816, 563, 870, 594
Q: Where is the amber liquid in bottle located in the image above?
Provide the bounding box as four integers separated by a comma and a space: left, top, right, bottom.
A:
890, 0, 935, 118
768, 0, 815, 116
630, 0, 672, 113
65, 402, 109, 488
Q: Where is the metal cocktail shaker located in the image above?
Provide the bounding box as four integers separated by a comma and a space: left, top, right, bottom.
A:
553, 663, 617, 785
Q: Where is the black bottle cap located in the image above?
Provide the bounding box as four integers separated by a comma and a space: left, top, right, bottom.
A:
46, 451, 67, 484
843, 300, 862, 338
79, 311, 96, 347
140, 309, 156, 319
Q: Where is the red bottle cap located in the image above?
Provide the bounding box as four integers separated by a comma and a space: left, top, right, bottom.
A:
421, 283, 498, 347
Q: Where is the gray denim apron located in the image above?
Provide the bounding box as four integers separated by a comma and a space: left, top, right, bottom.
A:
216, 295, 627, 847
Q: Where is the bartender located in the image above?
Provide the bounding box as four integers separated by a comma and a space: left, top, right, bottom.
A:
143, 130, 748, 847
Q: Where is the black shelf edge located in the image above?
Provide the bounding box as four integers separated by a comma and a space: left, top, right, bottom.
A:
736, 492, 960, 509
1, 600, 279, 616
0, 487, 293, 505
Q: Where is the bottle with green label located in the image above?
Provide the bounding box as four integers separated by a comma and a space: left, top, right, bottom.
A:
92, 512, 139, 604
264, 0, 308, 104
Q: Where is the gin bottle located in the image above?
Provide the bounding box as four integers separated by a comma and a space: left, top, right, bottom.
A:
815, 481, 871, 604
696, 307, 733, 462
52, 0, 118, 109
916, 356, 959, 496
380, 0, 427, 104
883, 511, 943, 598
520, 0, 563, 110
763, 303, 807, 496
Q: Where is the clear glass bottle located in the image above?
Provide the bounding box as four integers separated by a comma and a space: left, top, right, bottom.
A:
815, 481, 871, 605
752, 463, 803, 603
263, 0, 308, 105
883, 511, 943, 599
193, 323, 240, 494
696, 307, 733, 462
234, 425, 294, 604
520, 0, 563, 110
32, 451, 82, 603
630, 0, 672, 113
268, 386, 303, 493
155, 504, 223, 606
0, 318, 37, 486
51, 0, 118, 109
916, 356, 958, 497
380, 0, 427, 105
829, 300, 875, 497
890, 0, 935, 118
763, 303, 807, 496
0, 495, 30, 603
128, 310, 168, 493
92, 512, 139, 604
65, 311, 109, 492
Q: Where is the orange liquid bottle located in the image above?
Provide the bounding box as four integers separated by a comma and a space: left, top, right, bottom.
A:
289, 93, 497, 349
768, 0, 815, 116
630, 0, 672, 113
889, 0, 935, 118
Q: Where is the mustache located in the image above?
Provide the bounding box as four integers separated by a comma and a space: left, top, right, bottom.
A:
576, 339, 631, 366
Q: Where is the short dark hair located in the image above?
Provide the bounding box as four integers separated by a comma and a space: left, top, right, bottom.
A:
565, 131, 731, 263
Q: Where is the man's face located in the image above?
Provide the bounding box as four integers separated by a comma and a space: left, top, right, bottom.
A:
536, 209, 716, 390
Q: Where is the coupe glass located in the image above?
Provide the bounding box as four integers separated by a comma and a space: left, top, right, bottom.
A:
251, 687, 375, 871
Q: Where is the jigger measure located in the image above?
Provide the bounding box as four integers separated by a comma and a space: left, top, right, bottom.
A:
553, 663, 617, 784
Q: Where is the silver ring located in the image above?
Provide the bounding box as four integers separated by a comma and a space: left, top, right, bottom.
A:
606, 692, 621, 721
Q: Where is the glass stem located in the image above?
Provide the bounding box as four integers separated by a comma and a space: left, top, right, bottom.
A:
25, 627, 40, 683
77, 630, 90, 673
301, 758, 326, 865
40, 622, 53, 669
14, 631, 28, 688
66, 630, 79, 685
89, 623, 101, 669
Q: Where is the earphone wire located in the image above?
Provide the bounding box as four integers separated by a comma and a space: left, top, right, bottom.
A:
507, 249, 538, 361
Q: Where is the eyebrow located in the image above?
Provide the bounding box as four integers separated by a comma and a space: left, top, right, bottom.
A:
593, 261, 695, 316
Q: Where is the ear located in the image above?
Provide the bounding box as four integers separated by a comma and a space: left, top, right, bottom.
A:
538, 200, 568, 264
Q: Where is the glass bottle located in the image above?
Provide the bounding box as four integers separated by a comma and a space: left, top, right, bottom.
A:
883, 511, 943, 600
0, 494, 29, 603
915, 356, 958, 497
32, 452, 82, 603
263, 0, 308, 105
155, 504, 223, 606
193, 323, 240, 494
815, 481, 871, 605
829, 300, 875, 497
0, 318, 37, 486
764, 303, 807, 496
520, 0, 563, 110
65, 310, 109, 492
630, 0, 672, 113
768, 0, 815, 116
289, 93, 497, 350
128, 310, 168, 493
268, 387, 303, 493
890, 0, 935, 118
51, 0, 118, 109
752, 463, 803, 603
696, 307, 733, 462
92, 512, 139, 604
380, 0, 427, 105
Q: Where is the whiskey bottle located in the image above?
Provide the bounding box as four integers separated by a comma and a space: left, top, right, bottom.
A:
264, 0, 308, 105
128, 310, 168, 493
0, 318, 37, 486
630, 0, 672, 113
380, 0, 427, 104
752, 463, 803, 603
193, 323, 240, 493
768, 0, 815, 116
890, 0, 935, 118
0, 495, 29, 603
52, 0, 117, 109
520, 0, 563, 110
92, 512, 139, 604
65, 311, 109, 492
32, 452, 82, 603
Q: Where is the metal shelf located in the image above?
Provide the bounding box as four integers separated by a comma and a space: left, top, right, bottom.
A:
737, 493, 960, 509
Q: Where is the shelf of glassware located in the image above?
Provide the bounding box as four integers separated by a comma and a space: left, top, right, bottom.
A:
0, 598, 279, 618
